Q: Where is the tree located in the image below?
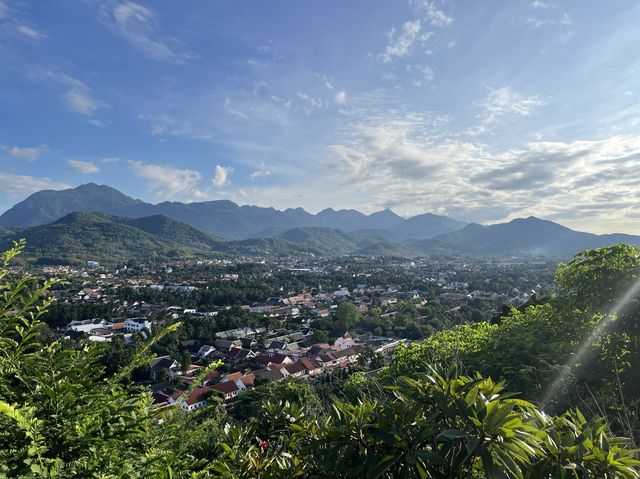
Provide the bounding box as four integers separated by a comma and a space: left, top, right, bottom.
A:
180, 350, 192, 373
334, 301, 361, 331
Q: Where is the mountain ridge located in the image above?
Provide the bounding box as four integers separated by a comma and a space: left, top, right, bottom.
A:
0, 184, 464, 240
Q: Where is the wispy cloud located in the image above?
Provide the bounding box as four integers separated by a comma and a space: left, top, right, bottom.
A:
63, 88, 107, 116
297, 92, 323, 108
67, 160, 100, 174
99, 1, 192, 64
0, 172, 70, 198
5, 144, 48, 161
409, 0, 454, 27
334, 90, 348, 104
249, 162, 271, 180
0, 1, 47, 41
25, 66, 108, 117
529, 0, 550, 8
470, 86, 544, 135
379, 20, 429, 63
212, 164, 232, 187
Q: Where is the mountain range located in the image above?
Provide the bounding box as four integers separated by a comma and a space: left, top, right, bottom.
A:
0, 183, 639, 264
0, 184, 465, 240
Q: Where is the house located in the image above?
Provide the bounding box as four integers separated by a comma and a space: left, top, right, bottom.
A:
299, 357, 322, 376
168, 386, 213, 411
124, 317, 151, 332
214, 339, 242, 352
333, 346, 362, 364
221, 372, 256, 391
283, 362, 306, 378
197, 345, 217, 359
201, 370, 222, 386
225, 347, 256, 363
240, 338, 257, 349
333, 337, 356, 350
211, 380, 240, 401
149, 356, 179, 380
254, 353, 293, 368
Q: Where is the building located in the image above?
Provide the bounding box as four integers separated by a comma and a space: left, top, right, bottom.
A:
124, 317, 151, 332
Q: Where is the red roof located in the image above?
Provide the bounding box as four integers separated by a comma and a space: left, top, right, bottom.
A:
223, 371, 243, 383
185, 386, 212, 406
299, 357, 320, 371
212, 381, 239, 394
240, 374, 255, 388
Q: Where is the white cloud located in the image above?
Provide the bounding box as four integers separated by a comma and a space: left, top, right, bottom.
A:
529, 0, 550, 8
16, 24, 46, 40
88, 119, 107, 127
0, 172, 70, 198
129, 160, 204, 199
297, 92, 323, 108
379, 20, 424, 63
25, 67, 107, 117
6, 144, 48, 161
249, 162, 271, 180
470, 87, 544, 135
424, 2, 453, 26
410, 1, 453, 27
67, 160, 100, 174
0, 1, 46, 41
63, 88, 108, 116
317, 106, 640, 232
334, 90, 347, 104
212, 164, 232, 187
99, 1, 192, 64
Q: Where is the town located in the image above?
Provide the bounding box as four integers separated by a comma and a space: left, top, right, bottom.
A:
20, 254, 556, 413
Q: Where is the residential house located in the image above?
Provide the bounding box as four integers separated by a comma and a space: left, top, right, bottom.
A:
149, 356, 179, 380
214, 339, 242, 352
211, 381, 240, 401
299, 357, 322, 376
225, 347, 256, 363
168, 386, 213, 412
283, 362, 306, 378
197, 345, 216, 359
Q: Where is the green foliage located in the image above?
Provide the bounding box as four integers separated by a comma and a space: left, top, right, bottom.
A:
1, 242, 639, 478
334, 301, 362, 331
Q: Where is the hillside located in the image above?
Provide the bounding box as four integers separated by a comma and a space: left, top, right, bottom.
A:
414, 216, 640, 258
0, 212, 218, 265
393, 213, 468, 240
0, 212, 335, 265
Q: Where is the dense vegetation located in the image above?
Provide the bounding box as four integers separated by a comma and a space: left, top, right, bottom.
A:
1, 242, 640, 477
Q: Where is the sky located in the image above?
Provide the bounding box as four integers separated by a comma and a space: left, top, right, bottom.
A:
1, 1, 640, 233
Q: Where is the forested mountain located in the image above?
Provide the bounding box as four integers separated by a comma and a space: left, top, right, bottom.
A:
0, 213, 412, 264
0, 212, 220, 265
0, 184, 145, 227
0, 184, 464, 240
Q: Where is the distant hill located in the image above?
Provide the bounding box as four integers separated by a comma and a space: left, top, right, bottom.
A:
0, 212, 221, 265
0, 184, 145, 227
413, 216, 640, 258
0, 212, 341, 265
393, 213, 468, 240
0, 184, 464, 240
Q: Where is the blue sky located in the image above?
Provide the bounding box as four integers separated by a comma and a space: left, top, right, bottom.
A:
1, 0, 640, 233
